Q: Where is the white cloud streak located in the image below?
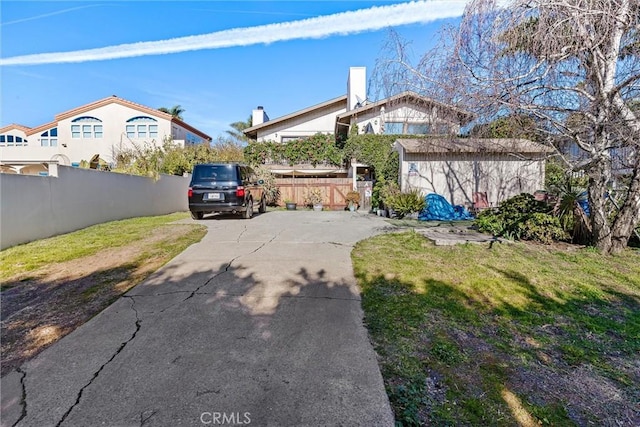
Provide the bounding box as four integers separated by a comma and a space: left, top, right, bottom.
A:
0, 1, 469, 66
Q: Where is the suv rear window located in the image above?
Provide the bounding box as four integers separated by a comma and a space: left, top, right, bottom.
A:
193, 164, 237, 182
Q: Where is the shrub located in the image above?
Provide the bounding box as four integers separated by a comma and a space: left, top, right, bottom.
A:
386, 189, 426, 219
475, 193, 568, 243
475, 210, 505, 236
518, 213, 569, 244
380, 181, 401, 207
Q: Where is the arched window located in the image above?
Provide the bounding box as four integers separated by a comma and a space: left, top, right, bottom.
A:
71, 117, 103, 139
0, 134, 28, 147
40, 128, 58, 147
125, 116, 158, 139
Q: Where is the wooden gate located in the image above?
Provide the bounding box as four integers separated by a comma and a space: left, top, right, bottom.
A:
275, 178, 353, 210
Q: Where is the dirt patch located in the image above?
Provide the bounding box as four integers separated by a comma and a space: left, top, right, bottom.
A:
0, 225, 197, 376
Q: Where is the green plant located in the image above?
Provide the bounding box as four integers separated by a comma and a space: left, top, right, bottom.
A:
475, 210, 505, 236
342, 134, 399, 184
380, 181, 401, 208
244, 133, 342, 167
475, 193, 562, 243
518, 213, 569, 244
385, 189, 426, 219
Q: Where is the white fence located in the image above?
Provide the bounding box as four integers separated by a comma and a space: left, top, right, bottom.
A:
1, 165, 190, 249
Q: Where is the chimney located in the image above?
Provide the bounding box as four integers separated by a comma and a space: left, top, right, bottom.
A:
347, 67, 366, 111
252, 106, 269, 126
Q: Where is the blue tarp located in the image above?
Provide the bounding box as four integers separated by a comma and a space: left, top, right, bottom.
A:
578, 191, 590, 216
418, 193, 474, 221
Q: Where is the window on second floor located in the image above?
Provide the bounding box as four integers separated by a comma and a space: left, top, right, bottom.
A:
71, 117, 103, 139
40, 128, 58, 147
0, 134, 28, 147
385, 122, 431, 135
126, 116, 158, 139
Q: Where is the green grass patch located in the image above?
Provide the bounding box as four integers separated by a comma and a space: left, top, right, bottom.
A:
353, 231, 640, 426
0, 212, 193, 283
1, 213, 207, 374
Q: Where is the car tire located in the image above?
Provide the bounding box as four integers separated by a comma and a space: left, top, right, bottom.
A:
191, 211, 204, 220
259, 196, 267, 214
243, 199, 253, 219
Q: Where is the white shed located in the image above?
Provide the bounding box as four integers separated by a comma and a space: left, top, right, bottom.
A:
394, 138, 553, 208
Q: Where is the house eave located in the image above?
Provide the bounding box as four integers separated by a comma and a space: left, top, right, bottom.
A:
243, 95, 348, 139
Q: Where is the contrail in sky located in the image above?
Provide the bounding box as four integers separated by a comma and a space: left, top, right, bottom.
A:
0, 1, 469, 66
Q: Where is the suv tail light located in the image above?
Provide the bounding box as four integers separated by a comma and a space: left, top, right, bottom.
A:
188, 188, 193, 198
236, 186, 245, 197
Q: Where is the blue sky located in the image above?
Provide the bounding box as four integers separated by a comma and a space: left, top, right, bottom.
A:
1, 1, 467, 139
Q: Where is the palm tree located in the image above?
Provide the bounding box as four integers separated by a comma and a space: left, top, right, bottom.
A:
226, 115, 252, 144
158, 105, 185, 121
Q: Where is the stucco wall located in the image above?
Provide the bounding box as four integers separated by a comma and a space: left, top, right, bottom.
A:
399, 152, 545, 207
257, 104, 347, 142
1, 102, 206, 166
0, 165, 189, 249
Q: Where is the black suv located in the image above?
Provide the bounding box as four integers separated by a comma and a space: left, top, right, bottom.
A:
188, 163, 266, 220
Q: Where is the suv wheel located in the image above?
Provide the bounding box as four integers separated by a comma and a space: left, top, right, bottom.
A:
259, 196, 267, 214
243, 199, 253, 219
191, 211, 204, 220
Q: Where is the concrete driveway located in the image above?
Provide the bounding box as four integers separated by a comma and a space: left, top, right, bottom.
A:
1, 210, 395, 427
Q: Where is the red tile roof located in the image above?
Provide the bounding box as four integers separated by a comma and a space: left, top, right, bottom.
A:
0, 124, 32, 134
4, 96, 211, 141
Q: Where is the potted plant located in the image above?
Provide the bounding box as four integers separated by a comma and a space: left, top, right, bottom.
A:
345, 191, 360, 212
284, 199, 297, 210
304, 187, 325, 211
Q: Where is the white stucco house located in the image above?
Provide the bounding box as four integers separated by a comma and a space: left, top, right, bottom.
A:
244, 67, 469, 146
243, 66, 552, 207
0, 96, 211, 175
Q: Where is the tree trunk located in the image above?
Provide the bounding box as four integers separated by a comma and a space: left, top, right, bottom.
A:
610, 157, 640, 254
588, 156, 613, 253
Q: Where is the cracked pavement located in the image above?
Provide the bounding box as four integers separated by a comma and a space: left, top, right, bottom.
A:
1, 210, 394, 427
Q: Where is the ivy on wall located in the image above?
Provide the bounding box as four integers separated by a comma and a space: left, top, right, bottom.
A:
244, 133, 342, 167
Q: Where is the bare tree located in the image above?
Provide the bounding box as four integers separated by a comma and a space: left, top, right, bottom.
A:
375, 0, 639, 254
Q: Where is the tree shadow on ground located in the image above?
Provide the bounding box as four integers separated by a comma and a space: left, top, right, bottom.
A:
358, 267, 640, 427
2, 259, 388, 427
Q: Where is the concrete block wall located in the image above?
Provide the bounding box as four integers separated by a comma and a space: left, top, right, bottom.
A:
0, 165, 189, 249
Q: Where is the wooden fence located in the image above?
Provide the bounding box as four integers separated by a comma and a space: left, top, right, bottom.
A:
275, 178, 352, 210
275, 178, 374, 211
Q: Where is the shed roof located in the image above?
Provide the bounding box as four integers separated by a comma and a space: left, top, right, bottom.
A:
395, 138, 554, 155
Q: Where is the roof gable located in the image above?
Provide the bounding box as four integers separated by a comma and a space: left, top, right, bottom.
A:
0, 124, 32, 134
54, 95, 174, 122
6, 96, 211, 141
243, 95, 347, 138
337, 91, 473, 124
